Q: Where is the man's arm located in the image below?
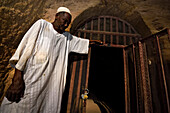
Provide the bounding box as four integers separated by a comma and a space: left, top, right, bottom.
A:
89, 40, 103, 45
6, 20, 43, 103
6, 68, 25, 103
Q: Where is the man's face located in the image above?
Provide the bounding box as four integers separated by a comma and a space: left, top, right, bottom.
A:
55, 12, 72, 33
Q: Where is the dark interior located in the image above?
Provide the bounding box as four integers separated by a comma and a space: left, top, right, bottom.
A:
88, 46, 125, 113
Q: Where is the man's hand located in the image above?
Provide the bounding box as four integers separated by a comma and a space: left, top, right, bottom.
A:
6, 68, 25, 103
89, 40, 103, 45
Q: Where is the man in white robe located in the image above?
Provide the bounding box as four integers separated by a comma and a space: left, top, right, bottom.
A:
0, 7, 102, 113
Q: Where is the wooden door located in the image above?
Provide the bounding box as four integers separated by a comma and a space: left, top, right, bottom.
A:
124, 29, 170, 113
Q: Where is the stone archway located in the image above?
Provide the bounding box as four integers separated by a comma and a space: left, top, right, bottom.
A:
70, 0, 152, 38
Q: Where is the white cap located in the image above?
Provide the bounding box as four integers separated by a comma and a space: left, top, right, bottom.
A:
57, 7, 71, 15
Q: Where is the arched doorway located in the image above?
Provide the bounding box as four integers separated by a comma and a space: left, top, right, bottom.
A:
73, 16, 141, 113
74, 16, 140, 113
61, 4, 170, 113
63, 15, 141, 113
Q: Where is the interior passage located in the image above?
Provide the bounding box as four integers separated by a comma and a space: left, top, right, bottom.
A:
88, 46, 125, 113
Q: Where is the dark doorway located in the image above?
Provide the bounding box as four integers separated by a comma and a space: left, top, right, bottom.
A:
88, 46, 125, 113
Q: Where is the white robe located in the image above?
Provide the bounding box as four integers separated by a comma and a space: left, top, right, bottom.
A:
0, 19, 89, 113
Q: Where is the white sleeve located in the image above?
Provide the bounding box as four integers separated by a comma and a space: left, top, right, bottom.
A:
9, 19, 43, 71
70, 35, 89, 54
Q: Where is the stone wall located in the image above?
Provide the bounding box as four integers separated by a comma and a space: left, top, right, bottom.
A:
132, 0, 170, 33
0, 0, 47, 103
0, 0, 170, 104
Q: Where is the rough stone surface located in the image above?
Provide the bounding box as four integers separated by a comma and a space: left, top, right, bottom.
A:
0, 0, 47, 104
